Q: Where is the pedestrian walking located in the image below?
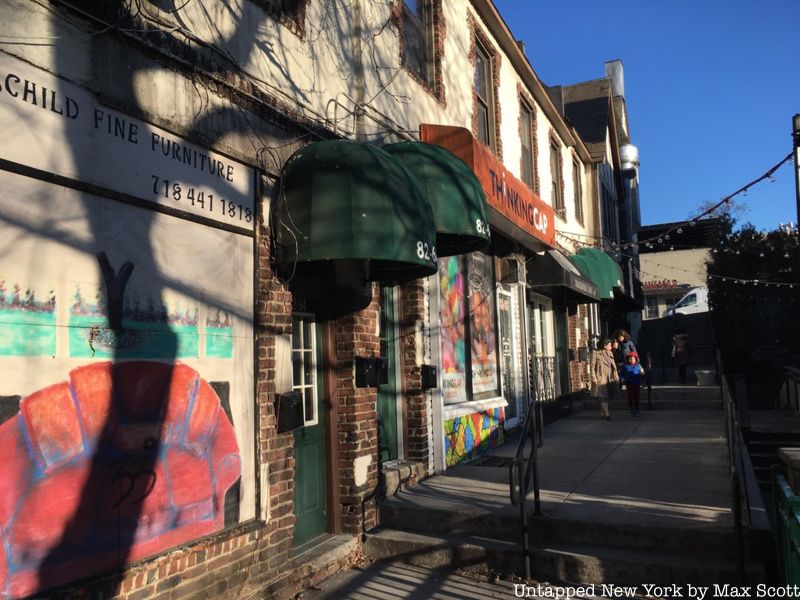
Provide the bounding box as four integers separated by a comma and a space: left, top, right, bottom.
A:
621, 351, 645, 416
591, 338, 619, 421
613, 329, 637, 362
672, 328, 691, 384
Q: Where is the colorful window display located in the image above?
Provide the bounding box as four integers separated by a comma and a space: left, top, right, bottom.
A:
439, 256, 468, 404
438, 252, 500, 405
467, 251, 498, 397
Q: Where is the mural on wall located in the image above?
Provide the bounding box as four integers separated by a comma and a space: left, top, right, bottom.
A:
439, 256, 467, 405
443, 407, 504, 467
0, 361, 240, 599
0, 282, 56, 357
0, 173, 255, 599
69, 282, 202, 359
205, 310, 234, 359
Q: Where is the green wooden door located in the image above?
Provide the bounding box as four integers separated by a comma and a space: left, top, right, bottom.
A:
377, 287, 399, 463
292, 313, 327, 547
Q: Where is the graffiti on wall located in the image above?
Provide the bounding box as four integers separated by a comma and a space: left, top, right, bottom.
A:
443, 407, 504, 467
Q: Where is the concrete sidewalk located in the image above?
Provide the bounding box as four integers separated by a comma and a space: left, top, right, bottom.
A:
366, 389, 753, 585
388, 405, 732, 531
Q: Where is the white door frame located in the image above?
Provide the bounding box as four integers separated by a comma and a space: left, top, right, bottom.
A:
497, 286, 523, 428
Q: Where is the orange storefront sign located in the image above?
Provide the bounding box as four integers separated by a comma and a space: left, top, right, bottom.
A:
420, 124, 555, 250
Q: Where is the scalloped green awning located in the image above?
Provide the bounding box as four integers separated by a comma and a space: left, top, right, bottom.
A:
273, 140, 438, 284
567, 248, 623, 300
382, 142, 490, 257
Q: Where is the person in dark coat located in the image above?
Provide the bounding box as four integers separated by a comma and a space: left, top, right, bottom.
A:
672, 328, 691, 384
613, 329, 637, 362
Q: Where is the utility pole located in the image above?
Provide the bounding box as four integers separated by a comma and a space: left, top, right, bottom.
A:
794, 114, 800, 225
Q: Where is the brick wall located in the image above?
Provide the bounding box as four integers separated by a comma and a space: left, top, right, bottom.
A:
568, 304, 591, 392
333, 287, 381, 534
398, 279, 432, 474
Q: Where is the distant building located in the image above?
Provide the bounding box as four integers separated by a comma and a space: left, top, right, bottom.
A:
548, 60, 644, 344
638, 218, 721, 319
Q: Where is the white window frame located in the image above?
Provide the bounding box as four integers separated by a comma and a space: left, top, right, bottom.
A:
291, 312, 318, 427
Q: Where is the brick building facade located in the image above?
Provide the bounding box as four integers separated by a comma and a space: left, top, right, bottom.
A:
0, 1, 634, 598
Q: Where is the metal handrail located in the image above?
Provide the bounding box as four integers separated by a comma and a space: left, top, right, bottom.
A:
507, 356, 552, 579
508, 400, 541, 580
720, 358, 750, 582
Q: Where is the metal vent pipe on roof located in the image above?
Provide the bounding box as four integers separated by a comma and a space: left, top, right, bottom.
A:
620, 143, 639, 178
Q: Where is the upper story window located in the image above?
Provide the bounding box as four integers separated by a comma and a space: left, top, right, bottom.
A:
601, 183, 619, 242
520, 102, 535, 189
402, 0, 434, 86
474, 41, 495, 150
256, 0, 306, 36
572, 160, 584, 225
549, 139, 564, 218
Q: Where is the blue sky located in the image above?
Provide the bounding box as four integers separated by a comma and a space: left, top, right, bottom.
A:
492, 0, 799, 231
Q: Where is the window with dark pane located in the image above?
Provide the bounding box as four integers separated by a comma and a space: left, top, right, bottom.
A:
601, 184, 619, 241
549, 140, 564, 217
573, 160, 584, 224
520, 102, 534, 188
403, 0, 434, 85
257, 0, 302, 18
475, 42, 494, 149
646, 296, 659, 318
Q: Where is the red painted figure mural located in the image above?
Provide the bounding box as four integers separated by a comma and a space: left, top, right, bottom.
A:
0, 361, 241, 599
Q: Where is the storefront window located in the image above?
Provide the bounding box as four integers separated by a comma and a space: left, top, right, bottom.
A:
439, 252, 500, 405
467, 252, 499, 397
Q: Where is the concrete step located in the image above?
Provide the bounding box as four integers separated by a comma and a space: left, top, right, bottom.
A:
533, 544, 762, 586
364, 528, 518, 575
379, 498, 740, 560
365, 528, 763, 586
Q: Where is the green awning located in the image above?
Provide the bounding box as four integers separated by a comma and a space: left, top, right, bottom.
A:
382, 142, 490, 256
274, 140, 438, 284
527, 250, 600, 304
567, 248, 623, 300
